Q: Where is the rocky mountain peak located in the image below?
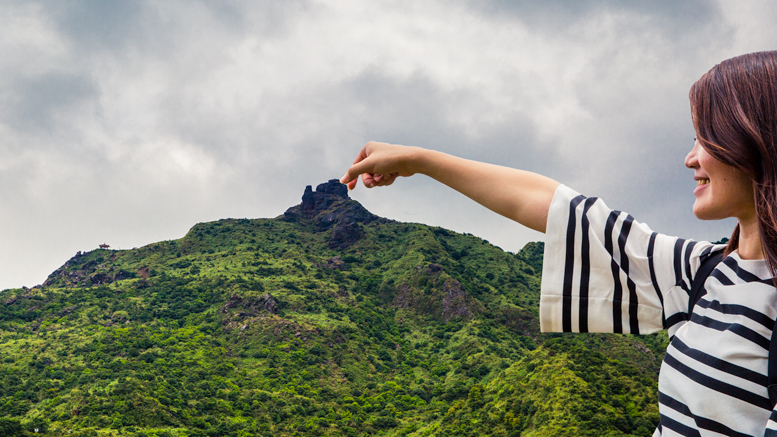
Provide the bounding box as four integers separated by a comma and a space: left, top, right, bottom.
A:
300, 179, 349, 215
283, 179, 388, 249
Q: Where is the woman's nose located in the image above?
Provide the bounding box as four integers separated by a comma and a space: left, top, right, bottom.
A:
685, 139, 700, 169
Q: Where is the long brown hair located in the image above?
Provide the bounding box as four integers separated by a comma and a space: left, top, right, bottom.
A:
689, 51, 777, 278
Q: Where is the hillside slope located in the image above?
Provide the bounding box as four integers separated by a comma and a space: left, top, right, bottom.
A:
0, 180, 667, 437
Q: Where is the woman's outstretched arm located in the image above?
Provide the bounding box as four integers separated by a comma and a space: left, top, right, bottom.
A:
340, 141, 560, 233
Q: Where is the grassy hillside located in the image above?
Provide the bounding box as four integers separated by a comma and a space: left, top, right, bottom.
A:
0, 181, 667, 436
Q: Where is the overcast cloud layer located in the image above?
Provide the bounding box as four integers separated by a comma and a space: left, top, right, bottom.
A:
2, 0, 776, 290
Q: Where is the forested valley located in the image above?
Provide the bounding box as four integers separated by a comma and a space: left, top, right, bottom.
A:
0, 180, 667, 436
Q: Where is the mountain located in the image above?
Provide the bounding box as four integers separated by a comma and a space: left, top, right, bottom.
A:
0, 180, 667, 437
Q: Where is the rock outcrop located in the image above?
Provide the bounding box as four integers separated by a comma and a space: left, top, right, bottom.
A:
440, 278, 472, 320
222, 293, 280, 316
393, 263, 480, 321
42, 251, 136, 288
317, 256, 347, 271
283, 179, 388, 249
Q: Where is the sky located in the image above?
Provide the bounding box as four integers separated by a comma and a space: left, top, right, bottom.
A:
1, 0, 776, 290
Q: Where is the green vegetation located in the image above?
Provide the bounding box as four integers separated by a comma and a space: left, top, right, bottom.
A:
0, 208, 666, 436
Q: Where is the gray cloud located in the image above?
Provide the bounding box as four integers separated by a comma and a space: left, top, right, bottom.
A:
47, 1, 146, 50
2, 71, 97, 134
44, 0, 315, 54
468, 0, 722, 35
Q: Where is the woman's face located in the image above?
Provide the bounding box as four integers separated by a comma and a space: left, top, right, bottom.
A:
684, 138, 756, 222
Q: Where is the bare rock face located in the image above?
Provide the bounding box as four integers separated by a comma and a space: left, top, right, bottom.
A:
283, 179, 388, 249
427, 263, 443, 274
261, 293, 279, 314
113, 270, 134, 281
319, 256, 346, 270
329, 220, 362, 249
91, 272, 110, 285
393, 263, 479, 321
441, 279, 472, 320
222, 293, 280, 316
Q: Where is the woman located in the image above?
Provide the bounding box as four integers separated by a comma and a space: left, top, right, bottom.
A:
340, 51, 777, 436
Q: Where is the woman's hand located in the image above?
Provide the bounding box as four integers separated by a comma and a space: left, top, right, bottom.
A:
340, 141, 423, 190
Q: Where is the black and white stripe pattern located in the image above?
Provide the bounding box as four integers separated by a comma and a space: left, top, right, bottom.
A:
540, 185, 777, 436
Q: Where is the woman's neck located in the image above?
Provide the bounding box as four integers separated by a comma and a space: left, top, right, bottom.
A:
737, 216, 765, 260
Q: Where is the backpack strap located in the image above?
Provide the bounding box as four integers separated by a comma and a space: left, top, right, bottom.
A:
688, 250, 725, 315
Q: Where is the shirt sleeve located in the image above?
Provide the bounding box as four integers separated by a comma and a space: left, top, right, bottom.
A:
539, 185, 719, 337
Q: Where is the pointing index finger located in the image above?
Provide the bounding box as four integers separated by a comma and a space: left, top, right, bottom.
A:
341, 144, 374, 189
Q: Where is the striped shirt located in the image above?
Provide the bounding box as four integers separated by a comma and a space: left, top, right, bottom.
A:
540, 185, 777, 437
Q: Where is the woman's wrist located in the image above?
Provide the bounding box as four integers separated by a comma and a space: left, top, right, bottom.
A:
412, 147, 446, 178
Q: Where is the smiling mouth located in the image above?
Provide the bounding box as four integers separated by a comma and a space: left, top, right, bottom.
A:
696, 178, 710, 187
